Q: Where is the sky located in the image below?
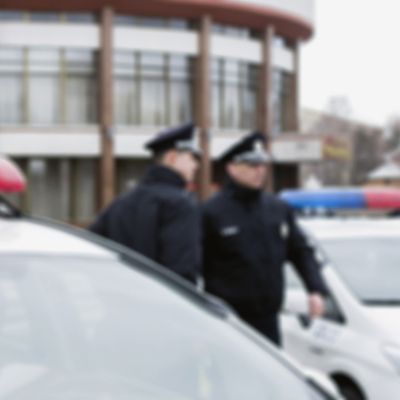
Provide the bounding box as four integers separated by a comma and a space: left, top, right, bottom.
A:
300, 0, 400, 127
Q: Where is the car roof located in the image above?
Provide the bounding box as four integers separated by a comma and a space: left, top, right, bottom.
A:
300, 217, 400, 240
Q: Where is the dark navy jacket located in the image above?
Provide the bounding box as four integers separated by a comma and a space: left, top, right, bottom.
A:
201, 178, 328, 314
90, 165, 201, 283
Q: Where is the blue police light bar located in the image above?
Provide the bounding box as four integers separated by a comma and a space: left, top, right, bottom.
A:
280, 189, 366, 209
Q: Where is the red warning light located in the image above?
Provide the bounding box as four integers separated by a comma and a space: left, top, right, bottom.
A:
365, 189, 400, 209
0, 158, 26, 193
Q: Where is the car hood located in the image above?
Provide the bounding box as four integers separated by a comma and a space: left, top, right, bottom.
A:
365, 306, 400, 339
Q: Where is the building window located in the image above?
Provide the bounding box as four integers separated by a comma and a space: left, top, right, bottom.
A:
212, 24, 258, 39
114, 15, 137, 26
29, 49, 61, 124
274, 35, 291, 49
114, 51, 193, 126
29, 12, 61, 22
65, 13, 95, 23
273, 69, 292, 135
0, 47, 97, 125
114, 15, 192, 30
211, 58, 259, 130
0, 11, 95, 23
140, 17, 165, 28
0, 48, 24, 124
0, 11, 24, 21
22, 158, 96, 223
65, 50, 98, 124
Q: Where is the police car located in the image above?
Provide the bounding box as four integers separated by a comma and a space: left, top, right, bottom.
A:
0, 158, 340, 400
281, 188, 400, 400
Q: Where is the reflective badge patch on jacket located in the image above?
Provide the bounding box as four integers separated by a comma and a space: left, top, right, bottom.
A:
280, 222, 290, 239
220, 226, 240, 237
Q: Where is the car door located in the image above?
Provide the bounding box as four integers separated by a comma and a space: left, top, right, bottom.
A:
282, 263, 348, 373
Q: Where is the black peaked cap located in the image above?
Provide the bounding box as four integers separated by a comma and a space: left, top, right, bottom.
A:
219, 131, 269, 164
145, 122, 199, 155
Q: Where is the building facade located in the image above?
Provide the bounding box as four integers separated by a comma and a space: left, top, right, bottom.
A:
0, 1, 314, 225
299, 108, 384, 188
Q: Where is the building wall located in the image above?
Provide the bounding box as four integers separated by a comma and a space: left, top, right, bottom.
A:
299, 108, 384, 187
0, 5, 312, 223
226, 0, 314, 23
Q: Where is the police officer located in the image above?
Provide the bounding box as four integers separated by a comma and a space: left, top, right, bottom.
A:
201, 131, 328, 345
90, 122, 201, 284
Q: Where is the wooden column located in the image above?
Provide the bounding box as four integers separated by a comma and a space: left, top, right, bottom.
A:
99, 7, 115, 209
258, 26, 275, 191
289, 39, 300, 132
197, 15, 212, 202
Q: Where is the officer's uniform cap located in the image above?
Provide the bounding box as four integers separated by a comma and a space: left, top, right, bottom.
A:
145, 122, 201, 156
219, 131, 270, 164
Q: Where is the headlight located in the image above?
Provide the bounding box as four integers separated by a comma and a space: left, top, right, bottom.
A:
382, 344, 400, 375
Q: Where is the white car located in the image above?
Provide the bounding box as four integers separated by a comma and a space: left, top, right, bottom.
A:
0, 159, 341, 400
282, 217, 400, 400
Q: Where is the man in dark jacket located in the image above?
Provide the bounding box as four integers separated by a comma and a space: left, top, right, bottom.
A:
90, 122, 201, 284
202, 131, 328, 345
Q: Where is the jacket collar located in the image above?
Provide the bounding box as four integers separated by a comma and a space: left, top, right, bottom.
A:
143, 165, 186, 189
224, 176, 262, 203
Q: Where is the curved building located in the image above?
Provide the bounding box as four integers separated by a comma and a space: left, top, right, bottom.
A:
0, 1, 314, 224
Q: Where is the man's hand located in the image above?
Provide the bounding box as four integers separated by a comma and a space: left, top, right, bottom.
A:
308, 293, 325, 318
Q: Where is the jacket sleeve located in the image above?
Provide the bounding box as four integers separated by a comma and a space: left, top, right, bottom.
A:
285, 205, 329, 295
89, 208, 109, 237
158, 197, 201, 284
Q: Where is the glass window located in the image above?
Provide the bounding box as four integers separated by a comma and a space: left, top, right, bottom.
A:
0, 46, 98, 125
114, 14, 137, 26
65, 49, 97, 124
65, 13, 95, 23
0, 48, 24, 124
30, 12, 60, 22
211, 58, 259, 130
0, 11, 24, 21
114, 52, 137, 125
211, 59, 222, 128
29, 159, 70, 219
212, 24, 251, 38
273, 69, 292, 135
241, 64, 258, 129
168, 55, 192, 125
168, 19, 189, 30
0, 253, 327, 400
140, 53, 165, 125
322, 238, 400, 304
225, 26, 243, 38
27, 158, 95, 222
114, 51, 193, 126
274, 36, 289, 48
28, 49, 60, 124
223, 60, 240, 128
140, 17, 166, 28
212, 23, 224, 34
75, 159, 96, 222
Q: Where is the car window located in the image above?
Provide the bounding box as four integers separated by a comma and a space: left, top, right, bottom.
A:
322, 238, 400, 303
0, 254, 327, 400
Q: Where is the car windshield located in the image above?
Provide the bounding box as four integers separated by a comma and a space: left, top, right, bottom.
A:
0, 253, 326, 400
322, 238, 400, 304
